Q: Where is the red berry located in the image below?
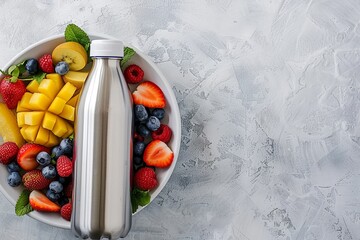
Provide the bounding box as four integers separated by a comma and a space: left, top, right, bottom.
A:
38, 54, 54, 73
29, 190, 60, 212
60, 202, 72, 221
124, 64, 144, 84
151, 124, 172, 143
143, 140, 174, 168
17, 143, 50, 171
0, 77, 26, 109
0, 142, 19, 165
22, 169, 52, 190
134, 167, 158, 191
56, 156, 73, 177
132, 81, 166, 108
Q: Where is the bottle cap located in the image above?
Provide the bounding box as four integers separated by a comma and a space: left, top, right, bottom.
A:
90, 40, 124, 58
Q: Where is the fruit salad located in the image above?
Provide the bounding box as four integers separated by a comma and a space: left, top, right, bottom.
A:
0, 24, 175, 221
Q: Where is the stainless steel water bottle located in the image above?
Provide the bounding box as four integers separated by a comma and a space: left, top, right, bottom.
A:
72, 40, 133, 239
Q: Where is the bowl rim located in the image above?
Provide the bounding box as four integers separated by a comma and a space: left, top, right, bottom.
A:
0, 33, 181, 229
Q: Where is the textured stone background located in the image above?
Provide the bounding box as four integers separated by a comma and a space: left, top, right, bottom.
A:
0, 0, 360, 239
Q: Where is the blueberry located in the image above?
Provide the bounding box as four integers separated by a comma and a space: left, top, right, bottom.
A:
36, 151, 51, 166
7, 162, 20, 173
151, 108, 165, 120
49, 181, 63, 193
134, 105, 148, 121
42, 165, 57, 179
58, 177, 69, 185
146, 116, 160, 131
46, 189, 61, 202
55, 61, 70, 75
60, 138, 73, 156
25, 58, 39, 74
7, 172, 21, 187
134, 142, 145, 156
133, 156, 143, 165
52, 146, 64, 159
58, 196, 69, 206
137, 124, 150, 137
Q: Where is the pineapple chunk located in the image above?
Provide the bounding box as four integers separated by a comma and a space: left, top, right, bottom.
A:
59, 104, 75, 121
52, 117, 68, 137
35, 127, 50, 145
57, 82, 77, 102
22, 125, 40, 142
24, 111, 44, 126
18, 92, 33, 110
46, 73, 64, 92
29, 93, 51, 110
26, 80, 39, 93
67, 94, 79, 107
46, 132, 60, 147
38, 79, 58, 100
17, 112, 25, 128
42, 112, 57, 131
48, 97, 67, 115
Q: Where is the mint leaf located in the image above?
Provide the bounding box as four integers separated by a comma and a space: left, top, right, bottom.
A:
121, 47, 136, 68
131, 188, 151, 213
15, 190, 33, 216
32, 72, 46, 83
65, 24, 91, 53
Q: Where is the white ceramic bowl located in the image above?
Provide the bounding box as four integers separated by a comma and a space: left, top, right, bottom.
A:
0, 34, 181, 229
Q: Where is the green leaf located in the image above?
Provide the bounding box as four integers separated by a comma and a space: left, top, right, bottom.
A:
131, 188, 151, 213
121, 47, 136, 68
65, 24, 91, 54
15, 190, 33, 216
8, 65, 17, 75
32, 72, 46, 83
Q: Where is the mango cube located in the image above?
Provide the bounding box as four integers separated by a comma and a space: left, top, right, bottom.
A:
35, 127, 49, 145
63, 122, 74, 138
57, 82, 77, 102
59, 104, 75, 121
17, 112, 25, 128
52, 117, 68, 137
38, 79, 58, 100
29, 93, 51, 110
42, 112, 57, 131
24, 111, 44, 126
48, 97, 66, 115
46, 73, 64, 92
18, 92, 33, 110
46, 132, 60, 147
67, 94, 79, 107
22, 125, 40, 142
26, 80, 39, 93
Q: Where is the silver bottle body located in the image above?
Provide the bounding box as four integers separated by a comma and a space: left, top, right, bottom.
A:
72, 58, 133, 239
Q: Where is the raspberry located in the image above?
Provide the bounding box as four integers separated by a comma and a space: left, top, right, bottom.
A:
56, 156, 73, 177
151, 124, 172, 143
60, 202, 72, 221
0, 142, 19, 165
38, 54, 54, 73
134, 167, 158, 191
124, 64, 144, 84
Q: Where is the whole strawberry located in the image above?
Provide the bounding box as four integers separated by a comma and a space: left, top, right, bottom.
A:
38, 54, 54, 73
134, 167, 158, 191
60, 202, 72, 221
0, 142, 19, 165
0, 77, 26, 109
57, 156, 73, 177
23, 169, 52, 190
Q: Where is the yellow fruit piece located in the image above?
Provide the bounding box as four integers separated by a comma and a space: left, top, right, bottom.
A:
0, 103, 25, 147
57, 82, 77, 102
42, 112, 57, 131
24, 111, 44, 126
52, 117, 68, 137
26, 80, 39, 93
35, 127, 50, 145
17, 112, 25, 128
59, 104, 75, 122
67, 94, 79, 107
38, 79, 58, 100
63, 121, 74, 138
52, 42, 88, 71
21, 125, 39, 142
63, 71, 89, 89
45, 132, 60, 147
18, 92, 33, 110
46, 73, 64, 92
17, 102, 29, 112
48, 97, 67, 115
29, 93, 51, 111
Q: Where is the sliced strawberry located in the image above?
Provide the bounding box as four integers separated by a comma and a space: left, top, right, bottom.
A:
143, 140, 174, 168
29, 190, 60, 212
132, 81, 166, 108
17, 143, 50, 171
